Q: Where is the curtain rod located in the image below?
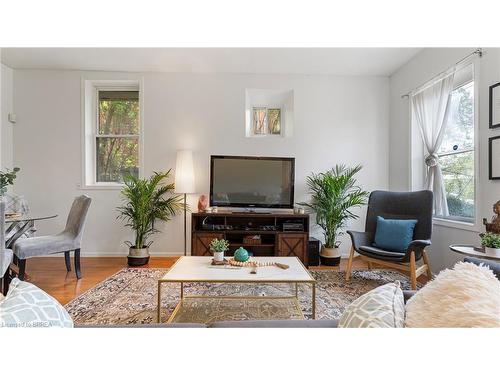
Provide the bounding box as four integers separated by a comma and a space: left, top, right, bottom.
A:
401, 48, 483, 99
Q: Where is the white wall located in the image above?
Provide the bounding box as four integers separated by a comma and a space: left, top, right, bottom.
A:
389, 48, 500, 272
12, 69, 390, 256
1, 63, 14, 169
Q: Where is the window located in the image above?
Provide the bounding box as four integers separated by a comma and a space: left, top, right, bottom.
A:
435, 71, 475, 222
83, 80, 142, 187
96, 91, 140, 182
252, 107, 282, 136
245, 89, 293, 138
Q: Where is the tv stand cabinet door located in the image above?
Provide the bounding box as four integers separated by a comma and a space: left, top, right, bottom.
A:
276, 233, 308, 265
192, 232, 224, 256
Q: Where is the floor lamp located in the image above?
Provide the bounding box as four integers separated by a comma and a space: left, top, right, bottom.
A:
175, 150, 195, 256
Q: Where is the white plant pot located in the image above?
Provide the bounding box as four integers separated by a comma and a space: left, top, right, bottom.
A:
213, 251, 225, 262
485, 247, 500, 257
321, 247, 341, 258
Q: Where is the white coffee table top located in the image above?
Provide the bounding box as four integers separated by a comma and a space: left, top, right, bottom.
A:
160, 256, 315, 283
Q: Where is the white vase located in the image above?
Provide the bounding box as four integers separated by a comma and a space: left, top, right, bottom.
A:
213, 251, 224, 262
485, 247, 500, 257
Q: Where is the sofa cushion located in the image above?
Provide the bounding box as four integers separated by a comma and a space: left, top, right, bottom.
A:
0, 278, 73, 328
373, 216, 417, 252
405, 262, 500, 328
339, 281, 405, 328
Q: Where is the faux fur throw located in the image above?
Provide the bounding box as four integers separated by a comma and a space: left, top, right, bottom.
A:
405, 261, 500, 328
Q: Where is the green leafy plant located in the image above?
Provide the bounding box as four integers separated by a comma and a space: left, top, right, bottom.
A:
117, 170, 184, 249
210, 238, 229, 253
0, 167, 20, 195
481, 232, 500, 249
300, 165, 369, 248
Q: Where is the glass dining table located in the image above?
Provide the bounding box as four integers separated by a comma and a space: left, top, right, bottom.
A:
4, 213, 58, 248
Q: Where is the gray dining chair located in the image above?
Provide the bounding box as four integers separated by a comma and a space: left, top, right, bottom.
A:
13, 195, 91, 280
1, 201, 14, 295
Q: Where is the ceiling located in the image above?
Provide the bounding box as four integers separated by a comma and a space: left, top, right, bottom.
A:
1, 48, 421, 76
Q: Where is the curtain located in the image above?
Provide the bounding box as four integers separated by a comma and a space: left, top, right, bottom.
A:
411, 71, 455, 216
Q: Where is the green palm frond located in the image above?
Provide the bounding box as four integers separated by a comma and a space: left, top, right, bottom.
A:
299, 164, 369, 248
117, 170, 184, 249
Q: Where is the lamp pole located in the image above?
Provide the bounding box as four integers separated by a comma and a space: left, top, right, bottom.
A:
183, 193, 187, 256
175, 149, 195, 257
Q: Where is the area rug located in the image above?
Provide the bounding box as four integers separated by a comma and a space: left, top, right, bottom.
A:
65, 268, 418, 326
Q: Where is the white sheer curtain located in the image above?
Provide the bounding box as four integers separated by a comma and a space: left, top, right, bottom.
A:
411, 71, 455, 216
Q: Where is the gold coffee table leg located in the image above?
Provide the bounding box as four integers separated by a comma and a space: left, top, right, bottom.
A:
295, 283, 298, 298
157, 281, 162, 323
312, 282, 316, 319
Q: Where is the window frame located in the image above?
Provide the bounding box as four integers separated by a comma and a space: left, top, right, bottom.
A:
433, 79, 476, 224
251, 106, 283, 137
410, 62, 480, 232
433, 63, 480, 231
81, 79, 144, 189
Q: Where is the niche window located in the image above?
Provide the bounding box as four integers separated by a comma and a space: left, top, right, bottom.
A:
252, 107, 282, 135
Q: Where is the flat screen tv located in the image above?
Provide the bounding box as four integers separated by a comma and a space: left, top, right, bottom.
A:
210, 155, 295, 209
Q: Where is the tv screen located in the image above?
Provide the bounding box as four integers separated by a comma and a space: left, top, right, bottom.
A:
210, 156, 295, 208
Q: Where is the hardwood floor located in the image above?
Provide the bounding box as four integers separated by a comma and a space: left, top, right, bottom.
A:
17, 256, 428, 305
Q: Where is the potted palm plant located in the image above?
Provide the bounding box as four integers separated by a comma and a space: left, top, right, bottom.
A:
117, 170, 183, 266
300, 165, 368, 266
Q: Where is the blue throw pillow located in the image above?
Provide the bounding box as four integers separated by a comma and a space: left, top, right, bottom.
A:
373, 216, 417, 253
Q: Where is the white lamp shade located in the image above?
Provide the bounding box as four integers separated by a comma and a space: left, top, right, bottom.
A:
174, 150, 195, 194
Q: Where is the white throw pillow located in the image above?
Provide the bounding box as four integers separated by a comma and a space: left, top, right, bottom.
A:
0, 278, 73, 328
339, 281, 405, 328
405, 262, 500, 328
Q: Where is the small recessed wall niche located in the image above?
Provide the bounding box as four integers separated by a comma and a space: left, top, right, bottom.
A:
245, 89, 294, 138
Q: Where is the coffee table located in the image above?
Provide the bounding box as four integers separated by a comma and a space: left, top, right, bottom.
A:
157, 256, 316, 323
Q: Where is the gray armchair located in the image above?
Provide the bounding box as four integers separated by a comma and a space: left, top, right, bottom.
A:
345, 190, 433, 289
1, 201, 14, 295
13, 195, 91, 281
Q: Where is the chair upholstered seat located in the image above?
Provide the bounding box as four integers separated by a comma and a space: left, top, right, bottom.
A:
13, 233, 79, 259
2, 248, 13, 276
358, 245, 406, 261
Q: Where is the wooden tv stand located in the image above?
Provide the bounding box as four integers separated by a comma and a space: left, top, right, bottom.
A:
191, 211, 310, 265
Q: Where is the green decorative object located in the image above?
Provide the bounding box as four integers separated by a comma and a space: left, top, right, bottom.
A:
234, 247, 250, 262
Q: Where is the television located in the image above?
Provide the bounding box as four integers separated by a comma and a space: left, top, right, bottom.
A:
210, 155, 295, 209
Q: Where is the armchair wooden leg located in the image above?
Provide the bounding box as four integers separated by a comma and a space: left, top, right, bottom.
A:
422, 250, 433, 280
409, 251, 417, 290
367, 261, 372, 270
74, 249, 82, 279
64, 251, 72, 272
345, 246, 355, 281
18, 259, 26, 281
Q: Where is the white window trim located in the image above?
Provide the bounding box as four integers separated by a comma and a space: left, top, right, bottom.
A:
80, 79, 144, 189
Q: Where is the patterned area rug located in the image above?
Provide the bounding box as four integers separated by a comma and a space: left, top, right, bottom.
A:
65, 268, 417, 326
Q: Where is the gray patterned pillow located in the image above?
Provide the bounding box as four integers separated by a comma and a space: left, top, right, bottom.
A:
0, 278, 73, 328
339, 281, 405, 328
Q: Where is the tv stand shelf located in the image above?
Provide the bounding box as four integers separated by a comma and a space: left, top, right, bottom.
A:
191, 211, 310, 265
